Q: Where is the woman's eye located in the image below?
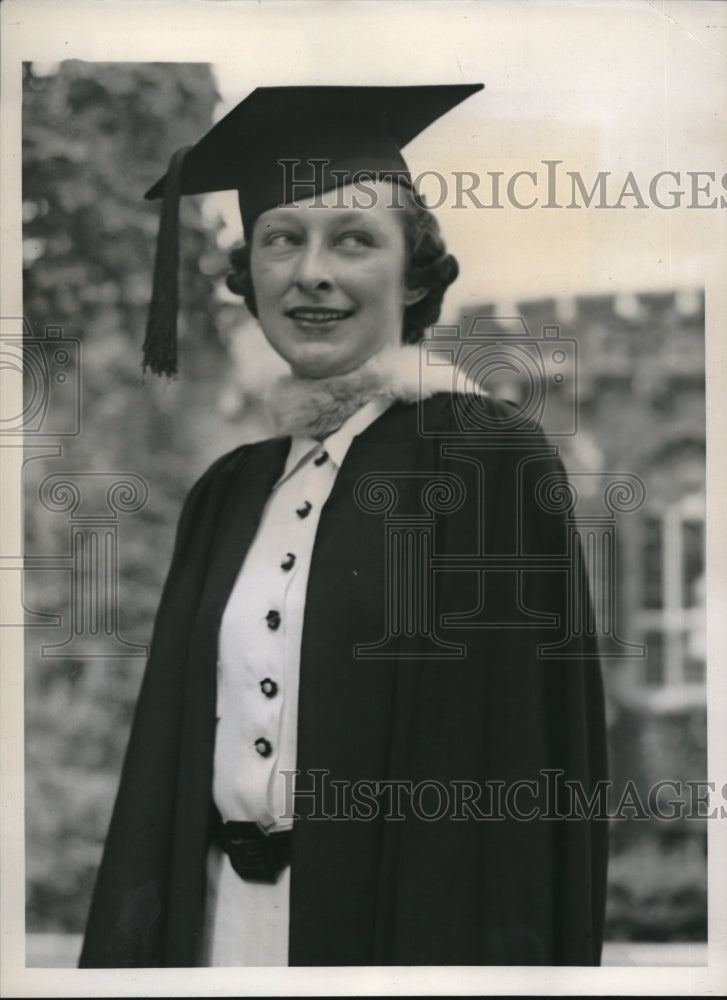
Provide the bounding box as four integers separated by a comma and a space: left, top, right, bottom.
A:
336, 232, 374, 249
264, 232, 301, 248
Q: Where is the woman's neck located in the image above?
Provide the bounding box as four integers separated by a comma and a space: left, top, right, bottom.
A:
265, 342, 484, 439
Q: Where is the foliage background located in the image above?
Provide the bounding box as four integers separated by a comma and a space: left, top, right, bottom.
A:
22, 60, 236, 933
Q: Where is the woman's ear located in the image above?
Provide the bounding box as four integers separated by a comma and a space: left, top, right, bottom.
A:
404, 286, 427, 306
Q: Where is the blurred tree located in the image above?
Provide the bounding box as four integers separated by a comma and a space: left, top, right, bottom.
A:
22, 60, 230, 933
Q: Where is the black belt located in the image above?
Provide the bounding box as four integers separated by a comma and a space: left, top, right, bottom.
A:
217, 820, 292, 884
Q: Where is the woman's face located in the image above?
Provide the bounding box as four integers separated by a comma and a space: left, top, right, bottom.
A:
249, 179, 421, 378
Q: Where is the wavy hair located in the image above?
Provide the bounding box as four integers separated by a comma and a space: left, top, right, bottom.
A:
226, 182, 459, 344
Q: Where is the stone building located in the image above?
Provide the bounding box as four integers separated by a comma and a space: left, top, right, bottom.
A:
455, 288, 706, 711
454, 288, 706, 940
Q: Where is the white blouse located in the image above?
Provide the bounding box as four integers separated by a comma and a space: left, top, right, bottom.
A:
200, 398, 389, 966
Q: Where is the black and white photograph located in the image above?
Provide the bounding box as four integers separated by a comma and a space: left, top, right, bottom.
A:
1, 0, 726, 996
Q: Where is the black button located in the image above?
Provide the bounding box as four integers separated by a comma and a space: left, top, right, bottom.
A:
296, 501, 312, 518
265, 610, 281, 630
314, 451, 329, 466
280, 553, 296, 571
260, 677, 278, 698
254, 737, 273, 758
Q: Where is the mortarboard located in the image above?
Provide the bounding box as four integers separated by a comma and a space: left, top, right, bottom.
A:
143, 83, 484, 376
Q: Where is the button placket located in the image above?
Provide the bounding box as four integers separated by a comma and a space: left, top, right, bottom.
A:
215, 408, 389, 829
258, 509, 307, 714
254, 496, 312, 781
252, 446, 339, 813
278, 485, 315, 590
266, 476, 318, 812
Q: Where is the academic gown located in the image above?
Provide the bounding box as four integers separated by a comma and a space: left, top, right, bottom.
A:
79, 393, 608, 968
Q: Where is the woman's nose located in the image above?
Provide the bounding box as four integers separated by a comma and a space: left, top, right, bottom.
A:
294, 244, 333, 293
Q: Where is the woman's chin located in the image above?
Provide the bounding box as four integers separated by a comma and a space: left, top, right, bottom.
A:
288, 347, 369, 380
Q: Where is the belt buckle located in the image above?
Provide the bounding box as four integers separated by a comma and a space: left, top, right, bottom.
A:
222, 822, 285, 884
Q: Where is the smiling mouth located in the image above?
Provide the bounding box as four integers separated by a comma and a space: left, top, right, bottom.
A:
286, 307, 354, 327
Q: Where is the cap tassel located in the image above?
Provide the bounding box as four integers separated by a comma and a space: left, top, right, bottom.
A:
142, 145, 191, 376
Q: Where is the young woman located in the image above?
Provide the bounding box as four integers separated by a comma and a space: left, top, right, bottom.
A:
80, 84, 608, 968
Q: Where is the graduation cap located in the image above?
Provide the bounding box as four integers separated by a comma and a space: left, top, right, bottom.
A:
143, 83, 484, 376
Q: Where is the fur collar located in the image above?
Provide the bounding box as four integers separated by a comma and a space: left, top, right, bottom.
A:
265, 345, 486, 439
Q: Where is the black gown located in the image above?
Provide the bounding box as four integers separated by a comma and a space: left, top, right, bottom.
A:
80, 393, 608, 967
